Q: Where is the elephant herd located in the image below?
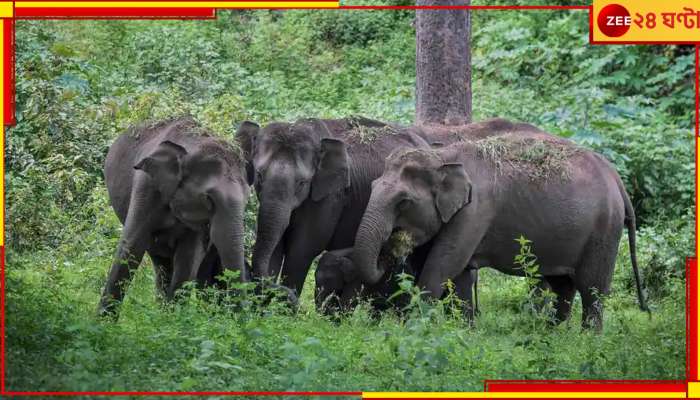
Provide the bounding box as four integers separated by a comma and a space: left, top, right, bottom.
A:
97, 115, 647, 331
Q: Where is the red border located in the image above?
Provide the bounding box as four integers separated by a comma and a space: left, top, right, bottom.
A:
485, 381, 687, 393
3, 20, 12, 126
1, 246, 5, 395
4, 391, 360, 396
339, 5, 588, 10
688, 257, 698, 382
1, 2, 697, 398
696, 45, 699, 138
15, 7, 217, 18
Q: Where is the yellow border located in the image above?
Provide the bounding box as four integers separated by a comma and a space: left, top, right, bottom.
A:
0, 2, 696, 398
689, 382, 700, 398
15, 1, 339, 9
1, 18, 5, 248
0, 2, 11, 17
362, 392, 687, 399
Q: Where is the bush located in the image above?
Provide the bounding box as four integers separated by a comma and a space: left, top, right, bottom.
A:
6, 9, 689, 391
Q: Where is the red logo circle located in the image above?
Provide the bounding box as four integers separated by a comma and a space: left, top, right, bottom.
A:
597, 4, 631, 37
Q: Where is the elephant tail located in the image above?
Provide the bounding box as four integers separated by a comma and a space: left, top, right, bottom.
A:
615, 169, 649, 314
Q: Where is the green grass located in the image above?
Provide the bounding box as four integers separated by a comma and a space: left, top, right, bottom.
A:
7, 219, 685, 393
6, 9, 691, 394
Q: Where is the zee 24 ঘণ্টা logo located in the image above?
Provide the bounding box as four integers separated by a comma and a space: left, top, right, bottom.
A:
593, 1, 700, 43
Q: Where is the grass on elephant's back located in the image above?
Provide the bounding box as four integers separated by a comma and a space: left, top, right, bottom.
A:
5, 238, 685, 393
473, 134, 584, 182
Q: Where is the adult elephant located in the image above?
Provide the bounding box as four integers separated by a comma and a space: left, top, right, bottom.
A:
236, 117, 431, 296
351, 133, 648, 331
98, 117, 250, 316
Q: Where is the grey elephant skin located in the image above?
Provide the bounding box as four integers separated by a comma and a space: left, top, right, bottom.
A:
237, 116, 531, 298
315, 246, 479, 318
352, 131, 647, 331
237, 117, 430, 297
315, 247, 416, 314
98, 117, 250, 316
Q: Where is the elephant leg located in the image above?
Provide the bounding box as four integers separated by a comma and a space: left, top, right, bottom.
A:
574, 236, 617, 332
544, 275, 576, 324
530, 279, 553, 313
150, 253, 173, 299
339, 279, 366, 311
98, 174, 160, 317
168, 230, 208, 300
472, 270, 480, 316
195, 245, 222, 288
417, 212, 487, 300
453, 267, 478, 321
280, 198, 343, 296
281, 238, 328, 297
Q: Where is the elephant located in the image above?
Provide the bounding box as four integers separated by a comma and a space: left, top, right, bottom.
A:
98, 117, 250, 316
314, 246, 415, 314
315, 245, 479, 318
419, 117, 565, 147
236, 116, 430, 297
236, 116, 537, 298
351, 132, 648, 331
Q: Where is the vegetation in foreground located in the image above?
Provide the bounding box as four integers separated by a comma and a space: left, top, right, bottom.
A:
6, 2, 691, 393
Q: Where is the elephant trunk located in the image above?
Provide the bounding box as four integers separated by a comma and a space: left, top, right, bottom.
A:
208, 188, 248, 283
228, 203, 247, 280
352, 205, 395, 285
252, 199, 292, 279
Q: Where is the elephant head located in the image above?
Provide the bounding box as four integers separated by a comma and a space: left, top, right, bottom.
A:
352, 148, 472, 284
134, 137, 250, 280
315, 250, 352, 313
236, 119, 350, 278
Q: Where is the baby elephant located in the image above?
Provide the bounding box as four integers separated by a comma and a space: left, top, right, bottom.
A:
315, 248, 413, 314
315, 247, 479, 318
98, 117, 251, 317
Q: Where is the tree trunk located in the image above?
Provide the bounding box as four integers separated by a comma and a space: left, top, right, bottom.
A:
415, 0, 472, 126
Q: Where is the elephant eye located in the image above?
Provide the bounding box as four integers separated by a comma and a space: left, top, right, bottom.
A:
397, 198, 412, 212
296, 179, 309, 193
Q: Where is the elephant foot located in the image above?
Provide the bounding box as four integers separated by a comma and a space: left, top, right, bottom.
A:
253, 281, 299, 312
581, 315, 603, 333
96, 300, 120, 321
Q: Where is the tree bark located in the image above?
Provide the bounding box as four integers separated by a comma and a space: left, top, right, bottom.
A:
415, 0, 472, 126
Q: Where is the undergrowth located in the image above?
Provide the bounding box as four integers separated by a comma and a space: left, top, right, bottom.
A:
6, 6, 691, 392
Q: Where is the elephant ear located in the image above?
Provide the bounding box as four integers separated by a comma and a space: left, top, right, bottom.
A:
311, 138, 350, 202
134, 140, 187, 200
236, 121, 260, 185
434, 163, 472, 223
338, 255, 359, 284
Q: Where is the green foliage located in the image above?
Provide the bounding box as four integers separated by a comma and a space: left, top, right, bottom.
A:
514, 236, 541, 284
513, 236, 557, 323
7, 8, 690, 392
613, 210, 693, 301
470, 9, 693, 223
293, 4, 413, 47
7, 243, 685, 392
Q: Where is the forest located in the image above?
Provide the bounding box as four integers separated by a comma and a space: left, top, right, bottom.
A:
6, 0, 693, 394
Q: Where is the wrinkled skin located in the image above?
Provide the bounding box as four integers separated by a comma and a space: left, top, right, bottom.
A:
417, 117, 563, 147
314, 247, 416, 314
98, 117, 250, 317
237, 117, 429, 297
238, 116, 534, 298
315, 246, 480, 319
352, 131, 647, 331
